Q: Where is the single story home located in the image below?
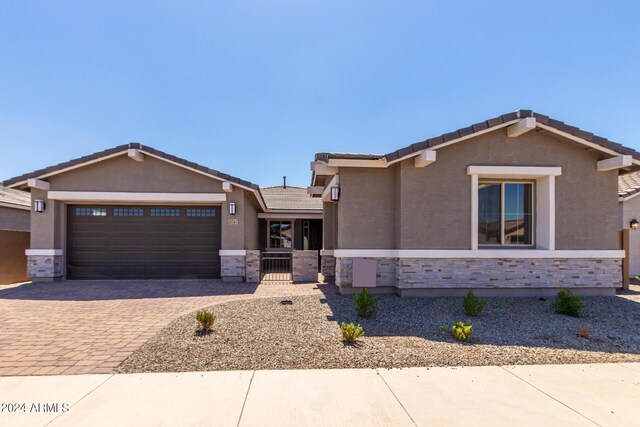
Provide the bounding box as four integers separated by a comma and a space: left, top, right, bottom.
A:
618, 171, 640, 276
2, 144, 322, 283
0, 185, 31, 284
310, 110, 637, 296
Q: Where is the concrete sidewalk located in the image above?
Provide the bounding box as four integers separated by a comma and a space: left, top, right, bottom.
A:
1, 363, 639, 427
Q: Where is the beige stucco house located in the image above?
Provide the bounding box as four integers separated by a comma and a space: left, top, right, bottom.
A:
2, 144, 322, 283
0, 185, 30, 284
311, 110, 636, 296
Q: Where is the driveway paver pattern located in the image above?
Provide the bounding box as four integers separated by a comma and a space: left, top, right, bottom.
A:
0, 280, 328, 376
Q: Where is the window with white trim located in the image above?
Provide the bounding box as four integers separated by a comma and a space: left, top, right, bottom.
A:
478, 182, 534, 246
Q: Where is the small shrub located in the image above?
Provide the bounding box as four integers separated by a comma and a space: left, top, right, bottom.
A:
553, 289, 583, 317
341, 322, 364, 343
354, 288, 378, 318
439, 321, 473, 342
196, 309, 216, 331
463, 290, 487, 316
578, 326, 591, 339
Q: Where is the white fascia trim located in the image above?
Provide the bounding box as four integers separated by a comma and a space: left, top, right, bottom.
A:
326, 158, 387, 168
619, 191, 640, 202
47, 191, 227, 204
127, 148, 144, 162
387, 120, 521, 166
597, 155, 632, 172
258, 213, 323, 219
507, 117, 536, 137
467, 165, 562, 178
333, 249, 625, 259
537, 123, 640, 167
26, 249, 63, 256
0, 201, 30, 211
414, 150, 436, 168
320, 250, 334, 256
220, 250, 247, 256
27, 178, 50, 190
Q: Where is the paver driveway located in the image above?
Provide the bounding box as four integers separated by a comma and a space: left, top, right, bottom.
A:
0, 280, 327, 376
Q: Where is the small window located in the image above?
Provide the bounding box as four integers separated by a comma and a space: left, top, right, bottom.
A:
150, 208, 180, 217
186, 208, 216, 217
75, 207, 107, 217
113, 208, 144, 217
478, 182, 533, 246
269, 221, 293, 249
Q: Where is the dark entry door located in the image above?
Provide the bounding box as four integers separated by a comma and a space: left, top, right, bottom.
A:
67, 205, 221, 280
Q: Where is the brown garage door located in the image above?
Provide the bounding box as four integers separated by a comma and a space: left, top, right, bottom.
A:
67, 205, 221, 280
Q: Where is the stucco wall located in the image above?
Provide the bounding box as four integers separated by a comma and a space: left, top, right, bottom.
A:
0, 206, 30, 232
335, 128, 618, 250
243, 193, 260, 250
322, 202, 336, 250
337, 167, 396, 248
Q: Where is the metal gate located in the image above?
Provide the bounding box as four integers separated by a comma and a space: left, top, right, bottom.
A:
260, 251, 292, 282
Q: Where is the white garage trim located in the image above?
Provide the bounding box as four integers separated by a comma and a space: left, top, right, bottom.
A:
47, 191, 227, 204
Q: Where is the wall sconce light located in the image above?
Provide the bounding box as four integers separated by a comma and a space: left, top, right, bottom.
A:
229, 202, 236, 215
34, 199, 46, 213
631, 219, 639, 230
330, 186, 340, 202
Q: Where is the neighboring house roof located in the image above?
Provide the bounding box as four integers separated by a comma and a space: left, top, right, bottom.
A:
0, 185, 30, 210
260, 186, 323, 211
315, 109, 640, 163
619, 171, 640, 200
2, 143, 261, 191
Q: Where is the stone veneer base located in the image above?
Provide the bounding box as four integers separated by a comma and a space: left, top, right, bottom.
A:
335, 257, 621, 294
27, 255, 63, 279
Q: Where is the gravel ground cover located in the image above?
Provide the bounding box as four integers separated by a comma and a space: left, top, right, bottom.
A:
117, 287, 640, 372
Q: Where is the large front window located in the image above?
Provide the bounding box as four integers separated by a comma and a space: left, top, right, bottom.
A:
269, 221, 293, 249
478, 182, 533, 246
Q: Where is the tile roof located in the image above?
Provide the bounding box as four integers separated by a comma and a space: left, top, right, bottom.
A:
0, 185, 30, 208
315, 110, 640, 163
260, 186, 322, 211
1, 143, 261, 191
619, 171, 640, 199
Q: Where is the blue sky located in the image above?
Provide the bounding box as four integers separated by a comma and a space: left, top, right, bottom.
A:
1, 1, 639, 187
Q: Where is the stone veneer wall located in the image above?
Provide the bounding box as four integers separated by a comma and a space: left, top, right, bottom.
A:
221, 255, 245, 281
245, 250, 260, 283
336, 257, 621, 289
321, 254, 335, 278
292, 250, 319, 283
27, 255, 63, 280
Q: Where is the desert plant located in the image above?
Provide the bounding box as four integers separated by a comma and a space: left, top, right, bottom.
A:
341, 322, 364, 343
439, 321, 473, 342
354, 288, 378, 318
196, 309, 216, 331
553, 289, 583, 317
463, 290, 487, 316
577, 326, 591, 339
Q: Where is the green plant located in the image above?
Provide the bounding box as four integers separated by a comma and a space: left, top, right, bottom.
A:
553, 289, 583, 317
196, 309, 216, 331
341, 322, 364, 343
439, 321, 473, 342
354, 288, 378, 318
463, 290, 487, 316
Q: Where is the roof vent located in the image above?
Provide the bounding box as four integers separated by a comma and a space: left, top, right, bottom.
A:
283, 176, 287, 189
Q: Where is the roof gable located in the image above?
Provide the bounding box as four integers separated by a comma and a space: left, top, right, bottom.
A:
2, 143, 260, 191
260, 186, 322, 211
315, 110, 640, 164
